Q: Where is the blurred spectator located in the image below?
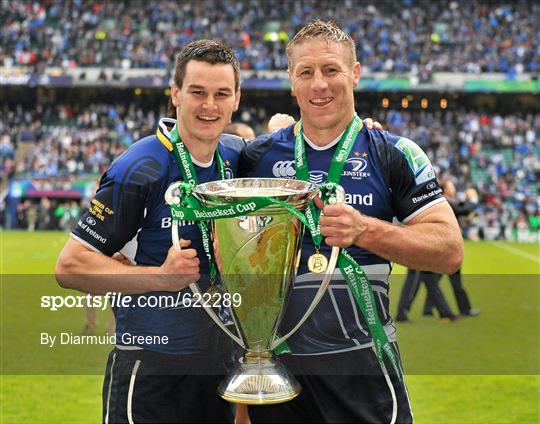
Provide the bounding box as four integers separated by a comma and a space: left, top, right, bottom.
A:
1, 101, 538, 239
1, 1, 537, 73
224, 122, 256, 141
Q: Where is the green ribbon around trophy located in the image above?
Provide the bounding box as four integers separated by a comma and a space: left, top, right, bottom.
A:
169, 118, 401, 379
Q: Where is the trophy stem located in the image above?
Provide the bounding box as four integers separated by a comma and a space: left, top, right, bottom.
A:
218, 352, 301, 405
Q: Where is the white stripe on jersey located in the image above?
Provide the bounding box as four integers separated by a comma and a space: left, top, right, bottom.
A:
289, 261, 397, 356
402, 196, 447, 223
329, 288, 361, 346
296, 263, 391, 284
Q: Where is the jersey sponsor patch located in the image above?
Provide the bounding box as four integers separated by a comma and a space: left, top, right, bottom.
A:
412, 188, 443, 204
342, 156, 371, 180
344, 192, 373, 206
395, 137, 435, 185
77, 219, 108, 244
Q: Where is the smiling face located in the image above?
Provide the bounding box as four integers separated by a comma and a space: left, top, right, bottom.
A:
171, 60, 240, 147
288, 40, 360, 143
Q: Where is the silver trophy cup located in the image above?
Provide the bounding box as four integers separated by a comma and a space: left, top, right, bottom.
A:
166, 178, 343, 404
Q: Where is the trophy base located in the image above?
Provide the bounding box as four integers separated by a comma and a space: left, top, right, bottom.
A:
218, 352, 301, 405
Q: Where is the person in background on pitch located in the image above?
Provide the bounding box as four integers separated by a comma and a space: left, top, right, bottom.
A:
56, 39, 245, 423
396, 268, 457, 322
424, 179, 480, 317
397, 179, 479, 321
240, 20, 463, 423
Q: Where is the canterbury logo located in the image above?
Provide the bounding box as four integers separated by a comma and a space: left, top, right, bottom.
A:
272, 161, 295, 178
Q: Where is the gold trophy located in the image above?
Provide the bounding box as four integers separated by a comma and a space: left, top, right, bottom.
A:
166, 178, 343, 404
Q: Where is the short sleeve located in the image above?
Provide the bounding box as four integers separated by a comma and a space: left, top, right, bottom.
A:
388, 137, 446, 222
71, 154, 161, 255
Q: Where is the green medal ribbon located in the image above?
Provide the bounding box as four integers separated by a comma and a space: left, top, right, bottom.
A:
170, 184, 311, 228
294, 116, 401, 378
168, 118, 400, 376
169, 124, 224, 282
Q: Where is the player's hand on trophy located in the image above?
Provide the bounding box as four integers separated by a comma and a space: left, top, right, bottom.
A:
363, 117, 383, 130
314, 197, 369, 248
159, 239, 200, 290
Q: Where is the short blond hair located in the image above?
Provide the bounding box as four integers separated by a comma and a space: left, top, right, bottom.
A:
286, 20, 356, 68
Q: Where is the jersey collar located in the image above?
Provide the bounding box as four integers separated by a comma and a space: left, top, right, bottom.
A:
293, 116, 361, 151
156, 117, 175, 151
155, 117, 214, 168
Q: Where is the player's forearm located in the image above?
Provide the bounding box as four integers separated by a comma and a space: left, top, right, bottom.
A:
357, 217, 463, 274
55, 243, 167, 295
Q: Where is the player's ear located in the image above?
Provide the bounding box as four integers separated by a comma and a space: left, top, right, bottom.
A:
352, 62, 361, 87
287, 67, 296, 97
233, 88, 241, 112
171, 84, 181, 107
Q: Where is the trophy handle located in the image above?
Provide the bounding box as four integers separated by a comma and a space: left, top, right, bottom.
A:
164, 182, 246, 348
271, 185, 345, 350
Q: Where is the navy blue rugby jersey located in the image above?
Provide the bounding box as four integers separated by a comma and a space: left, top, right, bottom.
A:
71, 118, 244, 354
239, 120, 445, 355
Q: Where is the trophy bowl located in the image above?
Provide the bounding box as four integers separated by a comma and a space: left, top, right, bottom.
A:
193, 178, 318, 404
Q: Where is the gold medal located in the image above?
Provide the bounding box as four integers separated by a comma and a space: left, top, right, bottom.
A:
308, 253, 328, 273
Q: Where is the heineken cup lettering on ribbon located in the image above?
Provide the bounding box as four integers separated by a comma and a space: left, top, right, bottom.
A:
171, 209, 185, 220
187, 178, 342, 405
176, 142, 197, 186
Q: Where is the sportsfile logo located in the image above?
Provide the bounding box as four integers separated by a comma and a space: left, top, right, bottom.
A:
272, 161, 295, 178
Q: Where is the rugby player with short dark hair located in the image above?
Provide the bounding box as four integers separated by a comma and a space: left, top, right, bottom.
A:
56, 39, 245, 423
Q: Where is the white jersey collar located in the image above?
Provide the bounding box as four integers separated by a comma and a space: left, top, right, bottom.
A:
303, 130, 345, 151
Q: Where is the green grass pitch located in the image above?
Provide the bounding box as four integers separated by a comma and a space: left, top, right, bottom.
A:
1, 231, 539, 423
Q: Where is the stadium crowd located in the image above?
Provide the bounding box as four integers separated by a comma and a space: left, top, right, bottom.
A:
1, 102, 538, 241
1, 0, 538, 74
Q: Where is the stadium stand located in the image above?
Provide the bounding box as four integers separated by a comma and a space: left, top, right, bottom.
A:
1, 0, 538, 73
0, 1, 538, 241
2, 102, 537, 240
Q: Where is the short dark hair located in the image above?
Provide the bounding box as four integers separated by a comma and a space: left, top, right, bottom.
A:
167, 39, 240, 117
